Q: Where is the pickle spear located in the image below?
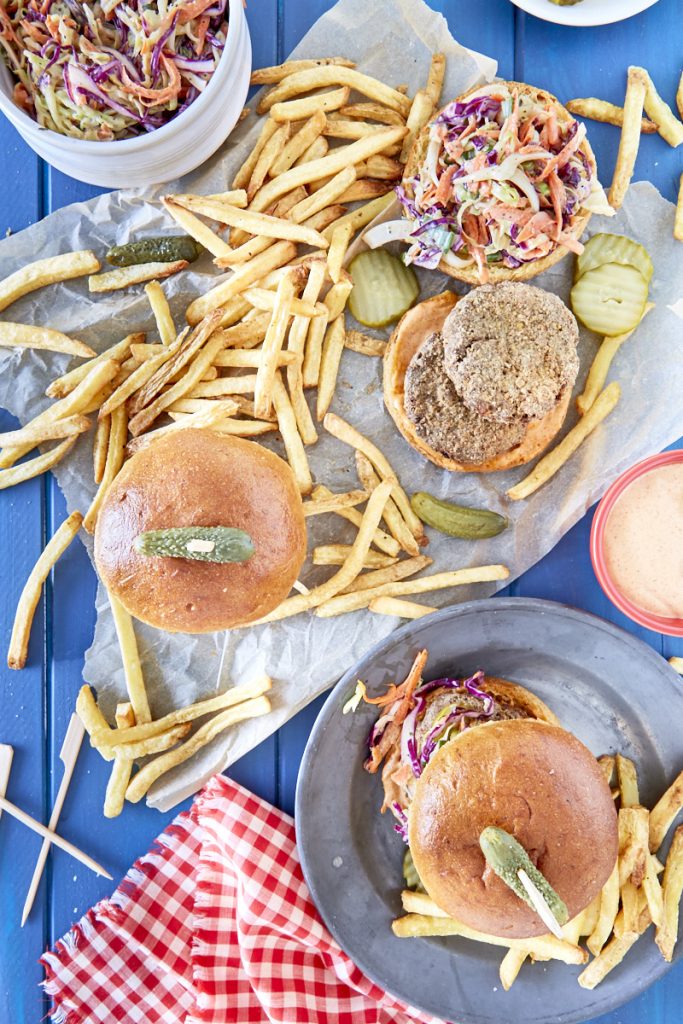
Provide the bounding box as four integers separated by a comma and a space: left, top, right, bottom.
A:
107, 236, 203, 267
411, 492, 508, 540
135, 526, 254, 562
480, 826, 569, 933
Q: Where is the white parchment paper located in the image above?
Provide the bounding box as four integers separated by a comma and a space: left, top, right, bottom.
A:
0, 0, 681, 811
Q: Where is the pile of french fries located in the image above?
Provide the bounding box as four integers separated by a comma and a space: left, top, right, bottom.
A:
393, 752, 683, 991
567, 65, 683, 235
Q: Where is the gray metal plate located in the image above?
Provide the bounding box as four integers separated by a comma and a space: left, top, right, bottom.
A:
295, 598, 683, 1024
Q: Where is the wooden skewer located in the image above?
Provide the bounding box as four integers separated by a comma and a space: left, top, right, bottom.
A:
0, 794, 112, 880
21, 714, 85, 925
0, 744, 13, 813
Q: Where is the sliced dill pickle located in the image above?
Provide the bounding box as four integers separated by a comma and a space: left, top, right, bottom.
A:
411, 492, 508, 540
575, 233, 653, 284
570, 262, 648, 336
107, 236, 203, 267
135, 526, 254, 562
347, 249, 420, 328
403, 849, 426, 892
479, 826, 569, 925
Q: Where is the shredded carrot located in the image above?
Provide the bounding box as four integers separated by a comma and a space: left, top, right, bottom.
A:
178, 0, 216, 24
547, 169, 565, 241
121, 53, 181, 103
539, 125, 585, 181
195, 14, 210, 56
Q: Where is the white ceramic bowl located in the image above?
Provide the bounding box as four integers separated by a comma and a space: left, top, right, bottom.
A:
509, 0, 659, 27
0, 0, 251, 189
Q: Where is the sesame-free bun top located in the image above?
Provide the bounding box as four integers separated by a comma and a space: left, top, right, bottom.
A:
94, 429, 307, 634
408, 719, 618, 938
402, 81, 596, 285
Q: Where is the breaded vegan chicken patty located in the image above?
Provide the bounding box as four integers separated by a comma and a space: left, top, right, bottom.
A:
442, 282, 580, 424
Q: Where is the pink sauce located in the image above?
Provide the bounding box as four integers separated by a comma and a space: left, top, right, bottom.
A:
603, 464, 683, 620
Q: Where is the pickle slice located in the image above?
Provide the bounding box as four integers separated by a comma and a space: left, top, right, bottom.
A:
348, 249, 420, 328
570, 262, 649, 336
576, 233, 653, 284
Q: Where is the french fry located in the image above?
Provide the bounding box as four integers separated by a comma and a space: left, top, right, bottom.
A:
173, 194, 327, 250
649, 769, 683, 852
576, 304, 654, 415
161, 198, 232, 258
340, 102, 405, 126
232, 117, 279, 189
618, 806, 650, 887
343, 555, 432, 594
345, 329, 386, 357
101, 722, 191, 761
609, 67, 648, 210
302, 489, 369, 516
94, 674, 273, 748
0, 436, 77, 490
316, 315, 346, 420
99, 333, 185, 418
144, 280, 176, 346
643, 852, 665, 928
302, 205, 347, 234
360, 154, 403, 179
507, 382, 621, 500
301, 305, 329, 389
313, 483, 400, 556
401, 89, 434, 162
126, 399, 238, 452
337, 180, 394, 203
323, 277, 353, 320
323, 117, 392, 141
179, 188, 248, 208
243, 288, 322, 318
656, 825, 683, 960
271, 110, 327, 176
636, 67, 683, 147
312, 545, 398, 569
425, 52, 446, 107
573, 892, 602, 938
251, 57, 355, 85
566, 98, 656, 133
271, 371, 312, 495
93, 414, 110, 483
247, 122, 291, 201
598, 754, 616, 786
499, 948, 528, 991
621, 879, 641, 934
103, 703, 136, 819
258, 67, 411, 117
616, 754, 640, 807
170, 416, 275, 437
0, 250, 100, 314
320, 192, 396, 241
316, 564, 509, 617
254, 273, 296, 419
108, 593, 151, 724
186, 241, 297, 325
0, 322, 95, 358
211, 237, 273, 267
355, 450, 419, 555
369, 596, 437, 619
271, 186, 309, 218
669, 656, 683, 674
185, 376, 258, 398
288, 167, 357, 225
326, 222, 353, 285
324, 412, 425, 541
587, 862, 620, 956
83, 403, 127, 532
125, 695, 271, 802
7, 510, 83, 670
89, 260, 188, 293
286, 260, 325, 444
76, 684, 113, 740
129, 315, 217, 413
270, 87, 350, 123
46, 334, 139, 399
213, 349, 298, 369
247, 129, 406, 214
675, 174, 683, 242
578, 930, 642, 989
0, 413, 90, 448
294, 135, 329, 166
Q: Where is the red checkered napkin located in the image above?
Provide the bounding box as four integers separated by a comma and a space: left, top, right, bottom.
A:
42, 775, 444, 1024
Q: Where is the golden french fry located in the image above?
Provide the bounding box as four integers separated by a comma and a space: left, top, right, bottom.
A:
76, 685, 113, 741
0, 436, 77, 490
324, 411, 425, 540
129, 316, 217, 414
326, 222, 353, 285
254, 273, 296, 419
340, 102, 405, 126
83, 403, 127, 533
271, 186, 309, 218
573, 892, 602, 938
649, 769, 683, 852
103, 703, 136, 819
637, 67, 683, 147
598, 754, 616, 786
425, 52, 446, 107
186, 241, 297, 325
343, 555, 432, 594
323, 116, 392, 141
247, 122, 291, 201
94, 674, 272, 748
7, 511, 83, 670
345, 329, 386, 358
232, 117, 279, 189
508, 382, 621, 500
355, 450, 419, 555
126, 400, 239, 453
360, 154, 403, 179
618, 806, 650, 887
577, 304, 654, 415
312, 545, 398, 569
173, 194, 327, 250
270, 87, 350, 123
499, 948, 528, 991
669, 656, 683, 674
247, 129, 406, 213
675, 174, 683, 242
656, 825, 683, 960
567, 98, 656, 132
609, 67, 648, 209
170, 415, 275, 437
179, 188, 248, 208
294, 135, 329, 166
242, 287, 322, 318
125, 695, 271, 802
288, 167, 357, 225
185, 376, 257, 399
401, 89, 434, 162
302, 305, 329, 389
337, 180, 394, 203
302, 489, 369, 516
321, 192, 396, 241
161, 198, 232, 258
587, 861, 620, 956
323, 277, 353, 321
0, 322, 95, 358
643, 852, 665, 928
313, 483, 400, 557
316, 564, 508, 618
302, 204, 347, 234
271, 371, 312, 495
102, 722, 191, 761
251, 57, 355, 85
286, 260, 325, 445
89, 260, 187, 293
0, 250, 100, 314
316, 315, 346, 420
215, 349, 298, 369
93, 414, 110, 484
99, 333, 185, 419
578, 930, 642, 989
108, 593, 151, 724
211, 237, 273, 267
144, 280, 176, 346
258, 67, 411, 117
369, 596, 437, 619
271, 110, 327, 176
616, 754, 640, 808
0, 413, 90, 448
46, 334, 139, 399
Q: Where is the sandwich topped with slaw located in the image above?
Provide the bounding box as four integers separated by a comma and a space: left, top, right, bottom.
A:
394, 81, 612, 284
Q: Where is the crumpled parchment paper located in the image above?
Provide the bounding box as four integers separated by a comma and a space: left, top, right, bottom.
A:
0, 0, 681, 811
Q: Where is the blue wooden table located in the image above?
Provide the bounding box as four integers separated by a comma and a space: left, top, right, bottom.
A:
0, 1, 681, 1021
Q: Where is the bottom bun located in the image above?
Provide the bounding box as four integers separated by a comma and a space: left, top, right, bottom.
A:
383, 292, 571, 472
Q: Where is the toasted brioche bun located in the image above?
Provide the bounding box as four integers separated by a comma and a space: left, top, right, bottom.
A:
94, 429, 307, 634
383, 291, 571, 472
402, 81, 596, 285
476, 676, 560, 726
408, 719, 618, 938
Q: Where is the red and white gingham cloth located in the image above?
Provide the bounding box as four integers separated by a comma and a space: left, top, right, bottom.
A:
41, 774, 445, 1024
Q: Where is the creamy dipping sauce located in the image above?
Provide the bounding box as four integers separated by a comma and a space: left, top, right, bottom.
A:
603, 464, 683, 620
